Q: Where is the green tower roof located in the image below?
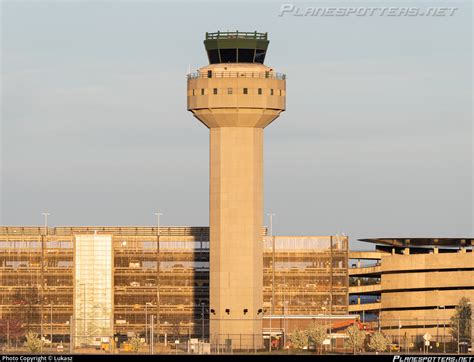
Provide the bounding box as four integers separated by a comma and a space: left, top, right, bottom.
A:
204, 31, 270, 64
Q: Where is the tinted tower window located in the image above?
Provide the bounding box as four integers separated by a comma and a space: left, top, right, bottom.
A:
254, 49, 266, 64
238, 49, 255, 63
207, 49, 220, 64
220, 49, 237, 63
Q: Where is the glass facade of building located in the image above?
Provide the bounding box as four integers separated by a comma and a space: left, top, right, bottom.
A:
0, 227, 348, 346
74, 234, 113, 347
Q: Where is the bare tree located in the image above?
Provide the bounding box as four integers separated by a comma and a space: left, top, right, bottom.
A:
306, 322, 327, 354
289, 328, 307, 350
24, 331, 43, 353
368, 331, 390, 354
344, 324, 366, 354
450, 297, 472, 349
128, 335, 143, 353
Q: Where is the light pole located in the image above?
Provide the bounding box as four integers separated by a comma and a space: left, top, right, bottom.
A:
154, 211, 163, 345
283, 300, 288, 349
322, 305, 330, 353
42, 212, 50, 233
80, 283, 86, 347
69, 315, 73, 353
150, 315, 155, 354
436, 307, 439, 340
154, 212, 163, 234
50, 303, 53, 351
322, 306, 327, 335
323, 298, 331, 348
436, 306, 440, 352
267, 213, 275, 237
398, 317, 401, 353
267, 213, 275, 352
439, 306, 446, 353
458, 317, 460, 354
328, 296, 332, 351
468, 302, 473, 356
145, 302, 152, 345
40, 212, 50, 353
281, 277, 287, 348
200, 302, 206, 340
378, 308, 382, 333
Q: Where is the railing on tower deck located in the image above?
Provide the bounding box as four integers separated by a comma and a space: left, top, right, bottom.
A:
205, 31, 268, 40
186, 71, 286, 80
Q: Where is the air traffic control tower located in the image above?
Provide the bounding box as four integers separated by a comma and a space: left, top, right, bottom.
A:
187, 31, 286, 347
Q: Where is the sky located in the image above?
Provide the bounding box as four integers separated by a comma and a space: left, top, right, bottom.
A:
1, 0, 472, 250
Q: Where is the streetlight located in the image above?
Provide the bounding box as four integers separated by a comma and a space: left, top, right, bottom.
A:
280, 278, 288, 348
283, 300, 289, 349
458, 316, 460, 354
435, 306, 441, 352
42, 212, 50, 233
154, 211, 163, 346
322, 305, 327, 339
83, 283, 87, 347
50, 303, 53, 351
200, 302, 206, 340
145, 302, 153, 345
323, 298, 331, 347
468, 302, 473, 356
40, 212, 50, 353
398, 317, 401, 354
267, 213, 275, 353
267, 213, 275, 237
154, 212, 163, 235
439, 306, 446, 353
326, 296, 333, 351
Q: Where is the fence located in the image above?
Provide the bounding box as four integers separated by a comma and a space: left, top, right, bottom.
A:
186, 71, 286, 80
0, 317, 472, 355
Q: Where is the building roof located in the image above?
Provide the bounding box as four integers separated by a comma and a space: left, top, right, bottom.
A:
358, 238, 474, 248
203, 31, 270, 64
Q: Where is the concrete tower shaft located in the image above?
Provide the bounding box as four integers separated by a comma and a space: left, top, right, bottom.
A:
187, 31, 286, 348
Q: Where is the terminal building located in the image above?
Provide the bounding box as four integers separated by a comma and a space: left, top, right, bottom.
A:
349, 238, 474, 349
3, 227, 472, 352
0, 226, 349, 349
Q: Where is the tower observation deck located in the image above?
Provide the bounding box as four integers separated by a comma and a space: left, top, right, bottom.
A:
204, 31, 269, 64
187, 31, 286, 349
